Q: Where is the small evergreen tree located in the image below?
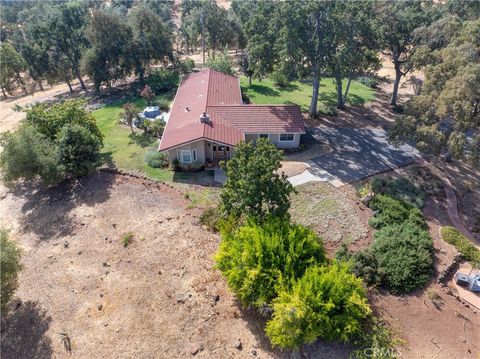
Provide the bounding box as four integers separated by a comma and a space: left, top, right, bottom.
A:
220, 138, 295, 220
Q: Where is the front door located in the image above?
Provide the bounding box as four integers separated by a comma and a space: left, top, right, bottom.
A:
213, 145, 230, 159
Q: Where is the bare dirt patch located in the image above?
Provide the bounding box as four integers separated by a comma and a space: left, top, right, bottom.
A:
290, 182, 373, 255
0, 172, 352, 359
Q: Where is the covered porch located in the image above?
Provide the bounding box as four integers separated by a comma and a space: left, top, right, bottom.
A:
165, 139, 234, 168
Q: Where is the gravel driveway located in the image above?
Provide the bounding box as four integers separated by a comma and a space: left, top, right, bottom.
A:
307, 127, 421, 183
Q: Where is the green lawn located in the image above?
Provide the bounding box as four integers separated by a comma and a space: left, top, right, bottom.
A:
240, 76, 375, 112
94, 95, 214, 185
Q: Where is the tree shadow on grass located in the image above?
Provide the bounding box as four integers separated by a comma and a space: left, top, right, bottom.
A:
246, 84, 281, 97
128, 132, 156, 148
1, 300, 53, 359
9, 171, 115, 242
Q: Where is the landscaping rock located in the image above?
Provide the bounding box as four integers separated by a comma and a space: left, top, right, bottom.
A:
234, 340, 242, 350
189, 343, 203, 356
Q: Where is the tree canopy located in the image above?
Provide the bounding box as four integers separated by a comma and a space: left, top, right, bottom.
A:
391, 17, 480, 166
220, 138, 295, 220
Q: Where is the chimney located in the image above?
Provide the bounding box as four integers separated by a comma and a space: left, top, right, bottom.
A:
200, 112, 210, 124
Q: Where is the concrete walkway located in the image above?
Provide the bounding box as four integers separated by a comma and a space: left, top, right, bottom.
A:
214, 167, 227, 184
288, 161, 344, 187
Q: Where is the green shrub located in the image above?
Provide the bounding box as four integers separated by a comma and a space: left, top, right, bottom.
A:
181, 160, 203, 172
121, 232, 134, 247
57, 123, 103, 177
146, 68, 179, 93
356, 76, 378, 89
1, 230, 22, 312
317, 103, 338, 116
368, 195, 426, 229
0, 125, 63, 186
335, 245, 383, 287
156, 98, 171, 111
178, 58, 195, 74
371, 176, 425, 208
144, 151, 169, 168
206, 52, 234, 75
353, 318, 400, 359
141, 119, 165, 138
270, 69, 289, 88
441, 226, 480, 267
265, 262, 371, 348
170, 158, 180, 171
199, 207, 222, 232
351, 249, 384, 287
215, 216, 326, 308
1, 100, 103, 186
372, 222, 433, 293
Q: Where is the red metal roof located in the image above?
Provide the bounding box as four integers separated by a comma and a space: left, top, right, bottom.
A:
159, 68, 305, 151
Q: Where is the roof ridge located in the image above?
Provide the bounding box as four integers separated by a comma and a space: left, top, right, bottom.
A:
201, 68, 213, 138
207, 104, 301, 108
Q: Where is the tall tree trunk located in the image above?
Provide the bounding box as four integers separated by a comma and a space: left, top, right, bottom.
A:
343, 77, 352, 104
15, 73, 28, 94
65, 78, 73, 93
309, 68, 321, 117
391, 57, 402, 107
1, 87, 7, 98
37, 79, 44, 91
137, 64, 145, 86
72, 64, 87, 91
335, 74, 345, 109
248, 75, 252, 86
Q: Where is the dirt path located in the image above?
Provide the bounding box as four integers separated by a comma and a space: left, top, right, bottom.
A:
417, 159, 479, 246
0, 81, 87, 133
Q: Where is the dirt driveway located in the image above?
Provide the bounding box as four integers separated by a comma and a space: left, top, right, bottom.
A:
0, 172, 352, 359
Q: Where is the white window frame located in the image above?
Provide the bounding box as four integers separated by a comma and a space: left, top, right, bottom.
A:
258, 134, 270, 140
180, 150, 192, 163
279, 133, 295, 142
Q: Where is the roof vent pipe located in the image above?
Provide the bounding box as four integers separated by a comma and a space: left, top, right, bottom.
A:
200, 112, 210, 124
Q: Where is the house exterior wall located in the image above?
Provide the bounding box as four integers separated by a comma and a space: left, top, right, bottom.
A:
166, 140, 206, 164
244, 133, 301, 149
164, 133, 301, 167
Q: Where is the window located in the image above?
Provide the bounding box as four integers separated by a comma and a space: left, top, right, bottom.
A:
192, 149, 197, 161
280, 133, 294, 142
181, 150, 192, 163
259, 134, 269, 139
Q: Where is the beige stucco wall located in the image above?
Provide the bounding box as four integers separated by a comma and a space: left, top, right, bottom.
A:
165, 140, 206, 164
244, 133, 301, 149
164, 133, 301, 166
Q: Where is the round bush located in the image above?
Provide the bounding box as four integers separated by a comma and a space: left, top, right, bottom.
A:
144, 151, 169, 168
215, 216, 326, 308
265, 262, 371, 348
372, 222, 433, 293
